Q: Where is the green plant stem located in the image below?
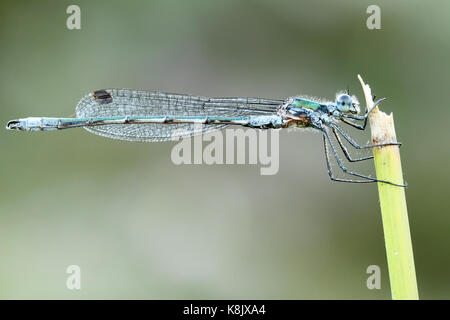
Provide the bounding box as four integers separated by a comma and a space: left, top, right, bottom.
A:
358, 75, 419, 300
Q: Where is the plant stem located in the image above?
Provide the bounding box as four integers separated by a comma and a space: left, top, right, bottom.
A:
358, 75, 419, 300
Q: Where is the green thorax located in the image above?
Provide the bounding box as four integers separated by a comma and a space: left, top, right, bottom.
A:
289, 97, 324, 110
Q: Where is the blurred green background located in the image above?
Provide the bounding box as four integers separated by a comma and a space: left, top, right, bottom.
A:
1, 0, 449, 299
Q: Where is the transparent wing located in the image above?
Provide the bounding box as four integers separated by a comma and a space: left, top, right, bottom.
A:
75, 89, 283, 142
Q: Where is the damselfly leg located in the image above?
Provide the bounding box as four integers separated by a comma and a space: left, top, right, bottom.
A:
331, 122, 402, 149
332, 127, 374, 162
321, 127, 406, 187
322, 133, 375, 184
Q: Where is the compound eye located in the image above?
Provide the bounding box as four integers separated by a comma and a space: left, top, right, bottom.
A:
337, 94, 353, 106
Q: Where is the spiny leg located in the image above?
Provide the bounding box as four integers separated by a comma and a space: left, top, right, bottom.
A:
332, 127, 373, 162
331, 122, 401, 149
322, 128, 406, 187
323, 129, 380, 183
340, 118, 366, 130
322, 134, 375, 184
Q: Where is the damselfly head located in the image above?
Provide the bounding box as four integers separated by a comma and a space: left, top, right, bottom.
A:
336, 93, 359, 115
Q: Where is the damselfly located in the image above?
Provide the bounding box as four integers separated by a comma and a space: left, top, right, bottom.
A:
6, 88, 405, 187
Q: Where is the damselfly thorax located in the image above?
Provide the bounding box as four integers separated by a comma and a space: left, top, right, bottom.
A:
278, 97, 320, 128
